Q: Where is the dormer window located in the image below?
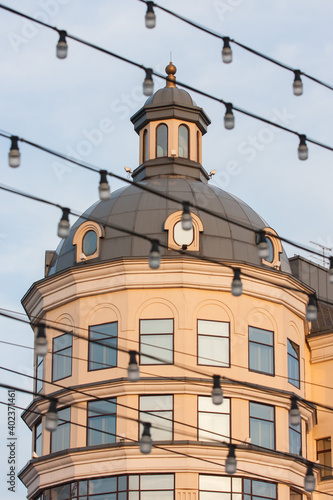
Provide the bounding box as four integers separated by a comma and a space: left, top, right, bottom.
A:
178, 124, 189, 158
164, 210, 203, 251
82, 230, 97, 257
259, 227, 283, 269
156, 123, 168, 157
73, 221, 105, 262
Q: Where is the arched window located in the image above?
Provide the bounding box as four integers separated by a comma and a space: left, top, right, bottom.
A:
142, 129, 148, 162
178, 125, 189, 158
156, 124, 168, 157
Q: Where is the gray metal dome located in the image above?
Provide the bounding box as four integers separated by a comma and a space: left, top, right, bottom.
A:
48, 178, 291, 276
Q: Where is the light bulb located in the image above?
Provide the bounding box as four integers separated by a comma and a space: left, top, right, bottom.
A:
8, 136, 20, 168
298, 134, 308, 161
222, 37, 232, 63
225, 445, 237, 474
329, 256, 333, 284
140, 422, 152, 454
304, 464, 316, 493
56, 30, 68, 59
289, 397, 301, 426
231, 268, 242, 296
35, 324, 48, 357
211, 375, 223, 405
45, 399, 58, 432
99, 170, 111, 200
257, 231, 269, 259
293, 70, 303, 96
128, 351, 140, 382
143, 68, 154, 96
145, 2, 156, 28
149, 240, 161, 269
57, 208, 70, 238
181, 202, 192, 230
306, 294, 317, 321
224, 103, 234, 130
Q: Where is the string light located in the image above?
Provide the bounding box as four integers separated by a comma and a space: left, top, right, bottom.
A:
304, 463, 316, 492
98, 170, 111, 200
293, 70, 303, 96
231, 268, 242, 297
298, 134, 308, 161
225, 444, 237, 474
57, 208, 70, 238
256, 231, 269, 259
181, 202, 193, 231
211, 375, 223, 405
289, 396, 301, 426
149, 240, 161, 269
224, 103, 234, 130
128, 350, 140, 382
143, 68, 154, 96
145, 1, 156, 28
45, 399, 58, 431
35, 323, 48, 357
140, 422, 153, 454
306, 294, 317, 322
329, 256, 333, 284
8, 136, 20, 168
222, 37, 232, 63
56, 30, 68, 59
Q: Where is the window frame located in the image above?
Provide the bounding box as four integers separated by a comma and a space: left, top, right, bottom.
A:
249, 401, 275, 451
139, 394, 174, 442
52, 332, 73, 382
50, 406, 71, 454
288, 339, 300, 389
34, 419, 42, 456
248, 326, 275, 376
139, 318, 174, 365
178, 123, 190, 159
197, 319, 230, 367
156, 123, 168, 158
199, 474, 242, 497
35, 354, 44, 393
317, 437, 333, 479
243, 478, 277, 499
289, 419, 302, 456
88, 321, 118, 371
87, 398, 117, 446
197, 396, 231, 443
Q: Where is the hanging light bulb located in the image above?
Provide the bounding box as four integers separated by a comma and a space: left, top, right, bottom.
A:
304, 463, 316, 493
98, 170, 111, 200
149, 240, 161, 269
329, 256, 333, 284
35, 323, 48, 357
298, 134, 308, 161
225, 444, 237, 474
56, 30, 68, 59
45, 399, 58, 432
181, 202, 193, 231
231, 268, 242, 297
256, 231, 269, 259
306, 294, 317, 321
143, 68, 154, 96
140, 422, 153, 454
57, 208, 70, 238
222, 37, 232, 63
211, 375, 223, 405
145, 1, 156, 29
289, 396, 301, 426
8, 136, 20, 168
224, 103, 234, 130
293, 70, 303, 96
128, 350, 140, 382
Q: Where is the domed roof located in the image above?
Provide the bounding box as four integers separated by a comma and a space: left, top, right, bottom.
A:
144, 86, 197, 108
48, 177, 291, 276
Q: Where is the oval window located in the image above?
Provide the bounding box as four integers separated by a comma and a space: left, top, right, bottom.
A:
173, 221, 194, 247
265, 237, 274, 263
82, 230, 97, 256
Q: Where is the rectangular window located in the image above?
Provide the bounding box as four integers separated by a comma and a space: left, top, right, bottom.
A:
88, 322, 117, 371
52, 333, 72, 381
130, 474, 174, 499
250, 402, 275, 450
249, 326, 274, 375
244, 479, 277, 499
198, 396, 230, 442
87, 399, 116, 446
197, 319, 230, 366
288, 339, 300, 388
36, 355, 44, 393
199, 475, 242, 499
140, 395, 173, 441
140, 319, 173, 365
317, 438, 332, 479
51, 407, 70, 453
34, 420, 42, 456
289, 419, 302, 456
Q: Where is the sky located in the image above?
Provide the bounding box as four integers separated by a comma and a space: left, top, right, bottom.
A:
0, 0, 333, 498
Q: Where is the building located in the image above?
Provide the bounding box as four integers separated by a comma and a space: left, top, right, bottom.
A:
19, 63, 333, 499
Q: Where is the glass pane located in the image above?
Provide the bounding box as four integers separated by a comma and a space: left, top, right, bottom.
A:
288, 355, 300, 388
198, 336, 229, 366
250, 403, 274, 421
89, 323, 117, 370
198, 396, 230, 413
82, 230, 97, 256
232, 478, 242, 493
129, 493, 139, 500
249, 327, 273, 346
252, 480, 276, 497
140, 474, 174, 490
140, 319, 173, 334
199, 475, 231, 491
88, 399, 116, 417
199, 494, 230, 499
51, 484, 71, 500
89, 477, 117, 494
54, 333, 72, 352
178, 125, 189, 158
129, 475, 139, 490
173, 221, 194, 246
88, 414, 116, 445
79, 481, 88, 495
289, 427, 301, 455
264, 237, 274, 263
89, 495, 116, 500
250, 419, 274, 449
53, 347, 72, 381
118, 476, 127, 491
143, 129, 148, 161
140, 395, 173, 412
199, 413, 229, 442
141, 492, 173, 500
140, 411, 173, 440
118, 493, 127, 500
198, 320, 229, 336
249, 343, 273, 374
140, 335, 173, 364
156, 124, 168, 157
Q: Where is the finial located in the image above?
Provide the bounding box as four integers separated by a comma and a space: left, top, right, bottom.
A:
165, 61, 177, 88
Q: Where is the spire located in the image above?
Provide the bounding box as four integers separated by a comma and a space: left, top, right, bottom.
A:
165, 62, 177, 88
